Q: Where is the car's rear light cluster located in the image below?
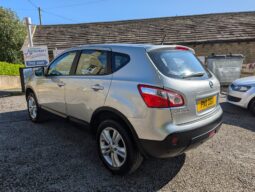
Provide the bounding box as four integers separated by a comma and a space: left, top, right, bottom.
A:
138, 84, 184, 108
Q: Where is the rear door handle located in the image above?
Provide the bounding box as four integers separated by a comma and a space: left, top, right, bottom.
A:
57, 82, 65, 87
91, 84, 104, 91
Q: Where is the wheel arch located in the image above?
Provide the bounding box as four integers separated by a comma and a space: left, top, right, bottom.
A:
25, 86, 38, 102
248, 96, 255, 109
90, 106, 146, 156
25, 87, 34, 98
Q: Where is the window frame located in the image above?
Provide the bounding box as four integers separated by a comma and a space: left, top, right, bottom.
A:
71, 49, 112, 76
46, 51, 79, 76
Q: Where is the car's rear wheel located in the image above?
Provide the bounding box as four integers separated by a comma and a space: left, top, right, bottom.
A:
27, 92, 42, 122
249, 98, 255, 116
96, 120, 143, 175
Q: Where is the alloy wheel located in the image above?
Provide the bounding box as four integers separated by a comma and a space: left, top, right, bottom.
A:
28, 96, 37, 119
99, 127, 127, 168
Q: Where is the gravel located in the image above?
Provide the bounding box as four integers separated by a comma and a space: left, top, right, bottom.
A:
0, 95, 254, 192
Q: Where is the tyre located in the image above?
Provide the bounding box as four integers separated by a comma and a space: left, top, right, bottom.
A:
249, 99, 255, 116
96, 120, 143, 175
26, 92, 42, 122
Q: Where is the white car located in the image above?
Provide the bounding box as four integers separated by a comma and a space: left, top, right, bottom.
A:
227, 76, 255, 115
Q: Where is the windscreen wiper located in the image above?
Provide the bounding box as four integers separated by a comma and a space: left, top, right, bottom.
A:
182, 72, 205, 78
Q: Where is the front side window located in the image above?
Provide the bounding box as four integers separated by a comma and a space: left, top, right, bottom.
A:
148, 50, 211, 79
48, 52, 76, 76
76, 50, 107, 75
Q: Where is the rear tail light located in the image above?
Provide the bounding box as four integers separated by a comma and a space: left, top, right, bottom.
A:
138, 84, 184, 108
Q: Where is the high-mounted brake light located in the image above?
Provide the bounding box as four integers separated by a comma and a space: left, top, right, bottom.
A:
175, 45, 190, 51
138, 84, 184, 108
175, 45, 195, 54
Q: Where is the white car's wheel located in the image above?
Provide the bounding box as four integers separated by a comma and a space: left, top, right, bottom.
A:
249, 99, 255, 116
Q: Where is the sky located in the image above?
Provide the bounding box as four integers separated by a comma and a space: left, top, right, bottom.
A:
1, 0, 255, 25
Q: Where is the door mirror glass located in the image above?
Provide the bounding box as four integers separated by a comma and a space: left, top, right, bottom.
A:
34, 67, 45, 76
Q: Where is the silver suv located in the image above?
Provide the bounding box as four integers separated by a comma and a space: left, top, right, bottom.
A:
25, 44, 223, 175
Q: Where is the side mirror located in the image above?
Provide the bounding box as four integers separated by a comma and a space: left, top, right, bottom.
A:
34, 67, 45, 76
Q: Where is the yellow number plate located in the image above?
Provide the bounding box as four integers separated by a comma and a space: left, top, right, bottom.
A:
197, 95, 217, 112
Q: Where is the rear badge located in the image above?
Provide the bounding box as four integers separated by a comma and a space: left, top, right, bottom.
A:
209, 81, 214, 88
171, 108, 190, 114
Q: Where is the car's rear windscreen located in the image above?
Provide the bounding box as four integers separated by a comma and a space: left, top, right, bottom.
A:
148, 50, 211, 79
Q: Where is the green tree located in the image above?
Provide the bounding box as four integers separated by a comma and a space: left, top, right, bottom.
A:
0, 7, 26, 63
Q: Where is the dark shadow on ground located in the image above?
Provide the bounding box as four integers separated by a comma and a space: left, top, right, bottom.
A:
0, 90, 23, 98
0, 109, 185, 192
220, 102, 255, 132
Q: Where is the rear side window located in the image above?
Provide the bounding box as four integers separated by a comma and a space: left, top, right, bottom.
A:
148, 50, 211, 79
76, 50, 107, 75
112, 52, 130, 72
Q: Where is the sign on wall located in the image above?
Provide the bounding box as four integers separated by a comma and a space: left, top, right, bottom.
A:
23, 46, 49, 67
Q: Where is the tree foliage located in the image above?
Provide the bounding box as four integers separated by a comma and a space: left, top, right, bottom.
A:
0, 7, 26, 63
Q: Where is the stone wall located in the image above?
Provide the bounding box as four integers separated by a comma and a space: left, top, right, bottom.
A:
189, 41, 255, 64
0, 76, 21, 90
187, 41, 255, 76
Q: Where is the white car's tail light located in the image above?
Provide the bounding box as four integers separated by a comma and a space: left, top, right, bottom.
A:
138, 84, 184, 108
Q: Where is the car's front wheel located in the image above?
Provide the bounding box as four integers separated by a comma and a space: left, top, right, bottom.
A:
27, 92, 42, 122
96, 120, 143, 175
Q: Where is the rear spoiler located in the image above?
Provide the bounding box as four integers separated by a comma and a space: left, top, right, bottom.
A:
146, 45, 195, 54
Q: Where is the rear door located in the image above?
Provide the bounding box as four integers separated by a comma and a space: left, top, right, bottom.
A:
65, 48, 112, 122
148, 49, 220, 125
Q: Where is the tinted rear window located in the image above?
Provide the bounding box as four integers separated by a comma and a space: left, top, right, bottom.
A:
112, 52, 130, 72
148, 50, 211, 79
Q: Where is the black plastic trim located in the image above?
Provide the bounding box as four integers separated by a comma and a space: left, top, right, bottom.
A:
68, 116, 90, 127
70, 50, 81, 75
227, 95, 241, 102
25, 86, 38, 101
107, 51, 112, 74
139, 114, 223, 158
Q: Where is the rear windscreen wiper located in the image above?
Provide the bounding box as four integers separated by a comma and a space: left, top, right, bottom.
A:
182, 72, 205, 78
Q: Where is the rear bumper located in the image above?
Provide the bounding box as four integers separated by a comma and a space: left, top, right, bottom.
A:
139, 114, 223, 158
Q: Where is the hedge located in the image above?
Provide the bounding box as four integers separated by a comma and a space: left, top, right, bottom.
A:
0, 61, 24, 76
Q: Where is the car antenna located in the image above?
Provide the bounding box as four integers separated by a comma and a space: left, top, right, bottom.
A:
161, 34, 166, 45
